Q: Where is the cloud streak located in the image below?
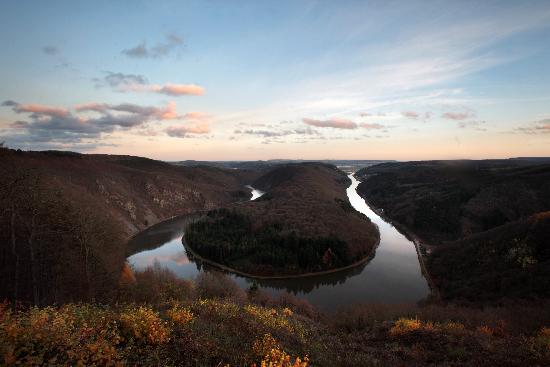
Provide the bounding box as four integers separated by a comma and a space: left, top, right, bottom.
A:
234, 126, 320, 139
302, 118, 357, 129
122, 34, 183, 59
359, 122, 386, 130
166, 125, 210, 138
13, 103, 70, 118
513, 119, 550, 135
442, 111, 476, 120
94, 72, 205, 96
93, 71, 147, 89
129, 83, 205, 96
402, 111, 420, 119
42, 45, 59, 55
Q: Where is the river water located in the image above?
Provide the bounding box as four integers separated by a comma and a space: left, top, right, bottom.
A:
127, 174, 430, 310
245, 185, 265, 200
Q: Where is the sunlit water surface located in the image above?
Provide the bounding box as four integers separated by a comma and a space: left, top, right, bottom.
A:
245, 185, 265, 200
127, 176, 430, 310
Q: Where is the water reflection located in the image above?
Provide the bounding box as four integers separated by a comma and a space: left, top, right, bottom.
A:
127, 177, 430, 310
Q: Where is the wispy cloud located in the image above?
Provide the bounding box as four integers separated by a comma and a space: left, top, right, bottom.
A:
166, 125, 210, 138
302, 118, 357, 129
458, 120, 486, 130
42, 45, 59, 56
164, 110, 213, 138
442, 111, 476, 120
11, 103, 70, 118
94, 71, 205, 96
513, 119, 550, 135
182, 111, 211, 122
402, 111, 420, 120
400, 111, 433, 122
359, 122, 386, 130
129, 83, 205, 96
122, 34, 183, 59
93, 71, 148, 89
257, 4, 550, 124
234, 126, 319, 138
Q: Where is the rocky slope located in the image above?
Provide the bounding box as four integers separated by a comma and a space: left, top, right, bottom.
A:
1, 149, 258, 236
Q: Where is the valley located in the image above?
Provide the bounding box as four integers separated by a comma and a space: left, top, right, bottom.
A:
1, 149, 549, 366
127, 172, 430, 310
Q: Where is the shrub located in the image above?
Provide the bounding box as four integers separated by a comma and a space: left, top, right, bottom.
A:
166, 304, 194, 326
389, 318, 423, 336
195, 271, 246, 302
251, 333, 309, 367
119, 306, 170, 345
119, 263, 194, 306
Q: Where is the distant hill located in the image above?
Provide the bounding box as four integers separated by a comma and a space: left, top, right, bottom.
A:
355, 159, 550, 302
174, 159, 391, 173
0, 148, 258, 305
184, 163, 380, 276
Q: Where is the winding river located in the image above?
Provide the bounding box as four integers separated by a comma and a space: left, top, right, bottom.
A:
127, 174, 430, 310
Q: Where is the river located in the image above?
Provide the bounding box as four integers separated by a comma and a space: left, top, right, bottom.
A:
127, 174, 430, 310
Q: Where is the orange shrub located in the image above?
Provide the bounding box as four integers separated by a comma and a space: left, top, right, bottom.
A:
256, 347, 309, 367
1, 304, 123, 366
251, 333, 308, 367
166, 304, 194, 326
389, 318, 422, 336
119, 306, 170, 344
253, 333, 280, 357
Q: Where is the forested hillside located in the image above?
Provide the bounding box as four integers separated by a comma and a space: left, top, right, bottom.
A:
0, 148, 256, 305
355, 159, 550, 301
185, 163, 379, 276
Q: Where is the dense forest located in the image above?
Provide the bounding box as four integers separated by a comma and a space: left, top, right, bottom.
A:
185, 209, 352, 275
356, 159, 550, 302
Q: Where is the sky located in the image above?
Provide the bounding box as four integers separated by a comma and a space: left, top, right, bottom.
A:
1, 0, 550, 161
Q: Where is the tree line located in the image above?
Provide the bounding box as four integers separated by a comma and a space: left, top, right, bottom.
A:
184, 208, 352, 275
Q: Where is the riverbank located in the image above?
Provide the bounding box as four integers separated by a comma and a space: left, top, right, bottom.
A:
357, 193, 439, 299
351, 173, 439, 299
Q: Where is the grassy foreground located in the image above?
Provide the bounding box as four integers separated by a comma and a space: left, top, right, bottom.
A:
2, 267, 549, 366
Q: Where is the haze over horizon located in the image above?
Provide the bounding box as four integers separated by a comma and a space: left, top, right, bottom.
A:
1, 0, 550, 161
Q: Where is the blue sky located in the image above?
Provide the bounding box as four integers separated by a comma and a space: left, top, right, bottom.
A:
1, 0, 550, 160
